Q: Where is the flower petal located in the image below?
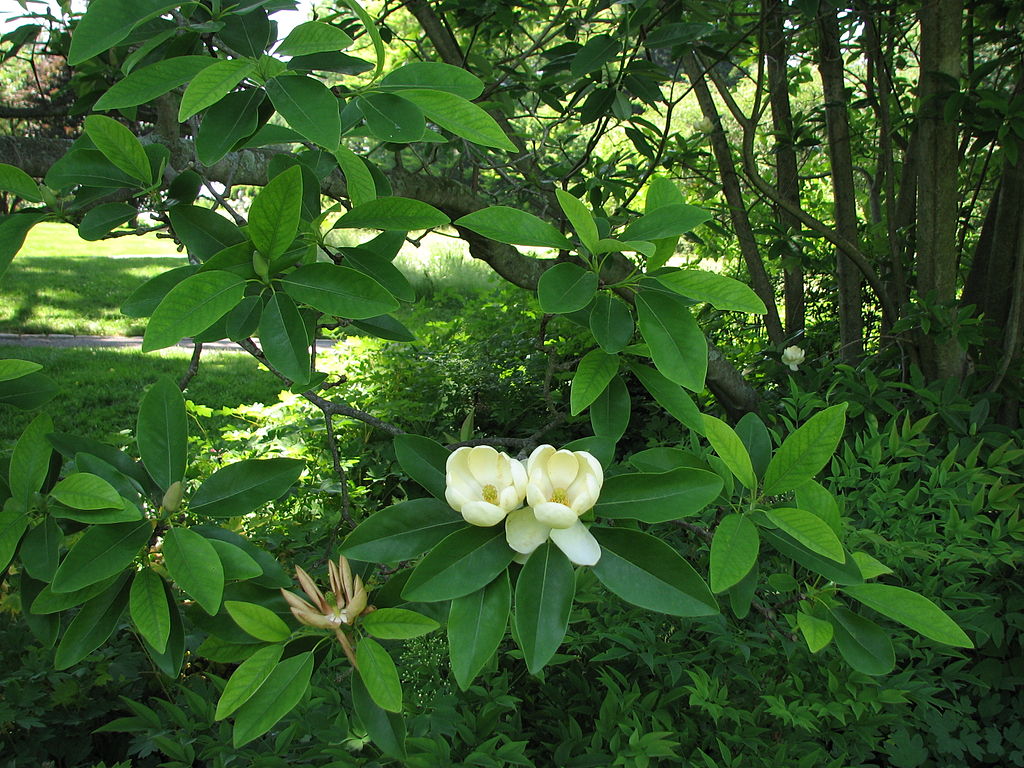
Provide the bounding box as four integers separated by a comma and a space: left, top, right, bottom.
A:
468, 445, 502, 485
549, 521, 601, 566
505, 507, 551, 554
547, 449, 580, 489
461, 500, 508, 527
533, 501, 577, 529
498, 483, 525, 512
527, 444, 555, 477
510, 456, 527, 497
446, 446, 471, 474
445, 484, 469, 513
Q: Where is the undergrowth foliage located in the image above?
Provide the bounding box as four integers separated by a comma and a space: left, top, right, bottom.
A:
0, 1, 1018, 766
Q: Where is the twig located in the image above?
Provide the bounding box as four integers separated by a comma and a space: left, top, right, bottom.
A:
178, 343, 203, 389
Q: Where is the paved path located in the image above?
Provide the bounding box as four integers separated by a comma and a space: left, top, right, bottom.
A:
0, 333, 337, 352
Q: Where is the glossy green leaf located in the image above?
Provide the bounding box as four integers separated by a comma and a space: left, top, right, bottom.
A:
351, 673, 406, 759
225, 600, 291, 642
195, 526, 291, 589
334, 146, 376, 206
20, 516, 61, 582
759, 527, 862, 585
51, 519, 151, 593
735, 412, 772, 480
335, 196, 449, 231
209, 539, 263, 580
709, 514, 758, 593
658, 269, 767, 314
851, 551, 892, 580
281, 263, 400, 319
447, 572, 510, 690
137, 376, 186, 491
67, 0, 179, 64
190, 458, 303, 519
218, 9, 272, 57
277, 21, 353, 56
130, 568, 171, 653
259, 291, 311, 385
570, 349, 618, 416
357, 92, 425, 142
630, 362, 703, 433
232, 652, 314, 747
702, 415, 756, 491
380, 61, 483, 99
342, 247, 414, 302
0, 498, 29, 573
143, 271, 245, 352
455, 207, 572, 249
0, 358, 42, 381
78, 202, 138, 240
121, 265, 199, 318
54, 575, 130, 669
620, 204, 711, 242
196, 88, 265, 166
179, 58, 256, 121
590, 374, 630, 441
31, 574, 119, 614
357, 637, 402, 712
797, 610, 833, 653
266, 74, 340, 149
762, 403, 849, 496
393, 434, 449, 501
0, 162, 41, 201
396, 89, 515, 151
841, 583, 972, 647
589, 293, 634, 353
592, 527, 718, 616
362, 607, 439, 640
764, 507, 844, 562
45, 149, 134, 189
49, 473, 122, 511
9, 412, 53, 505
829, 605, 895, 676
594, 467, 722, 523
216, 644, 283, 719
341, 498, 463, 563
0, 212, 48, 280
636, 291, 707, 392
514, 541, 575, 674
537, 262, 598, 314
571, 34, 620, 76
795, 479, 842, 535
250, 165, 302, 261
94, 56, 216, 110
555, 189, 599, 253
141, 584, 185, 677
162, 526, 224, 615
402, 526, 515, 602
167, 205, 245, 261
19, 573, 58, 647
82, 115, 150, 184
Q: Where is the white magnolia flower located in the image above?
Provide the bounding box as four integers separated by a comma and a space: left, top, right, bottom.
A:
525, 444, 603, 528
781, 345, 806, 371
445, 445, 527, 526
505, 506, 602, 566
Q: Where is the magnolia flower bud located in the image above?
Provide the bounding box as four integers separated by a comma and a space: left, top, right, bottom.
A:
781, 346, 806, 371
161, 481, 183, 512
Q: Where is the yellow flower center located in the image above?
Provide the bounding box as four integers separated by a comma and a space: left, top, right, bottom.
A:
550, 488, 569, 505
482, 484, 499, 504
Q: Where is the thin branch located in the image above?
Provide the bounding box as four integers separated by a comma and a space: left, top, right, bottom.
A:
178, 343, 203, 389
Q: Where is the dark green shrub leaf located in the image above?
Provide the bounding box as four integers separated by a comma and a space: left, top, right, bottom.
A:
702, 415, 756, 491
94, 56, 216, 110
78, 202, 138, 241
167, 205, 245, 261
210, 539, 263, 580
829, 605, 895, 676
0, 358, 42, 381
225, 600, 291, 642
259, 292, 311, 385
762, 403, 848, 496
657, 269, 767, 314
341, 498, 463, 563
190, 458, 304, 519
143, 271, 246, 351
121, 265, 199, 318
447, 572, 510, 690
357, 637, 402, 712
334, 146, 376, 206
630, 362, 703, 433
20, 573, 58, 647
570, 349, 618, 416
162, 526, 225, 614
556, 189, 599, 253
393, 434, 449, 501
590, 374, 630, 441
137, 375, 186, 491
537, 262, 598, 313
351, 673, 406, 759
68, 0, 179, 64
380, 61, 483, 99
342, 248, 414, 302
595, 468, 722, 523
571, 34, 620, 76
179, 58, 256, 121
9, 412, 53, 505
514, 540, 575, 674
51, 519, 151, 593
335, 197, 449, 231
281, 263, 400, 319
362, 607, 439, 640
358, 92, 425, 142
218, 9, 272, 57
0, 212, 48, 281
797, 610, 833, 653
735, 412, 772, 480
620, 204, 711, 242
709, 514, 758, 593
636, 290, 707, 392
266, 74, 340, 149
0, 162, 41, 201
20, 516, 61, 582
589, 293, 634, 353
455, 207, 572, 249
396, 89, 515, 151
841, 583, 972, 647
31, 574, 119, 613
54, 574, 130, 669
764, 507, 844, 562
276, 21, 353, 56
84, 115, 152, 183
130, 567, 171, 653
591, 527, 717, 616
196, 88, 265, 166
250, 165, 302, 261
0, 498, 29, 573
402, 526, 515, 602
45, 149, 134, 190
759, 527, 862, 585
50, 473, 122, 511
216, 644, 283, 719
232, 651, 314, 747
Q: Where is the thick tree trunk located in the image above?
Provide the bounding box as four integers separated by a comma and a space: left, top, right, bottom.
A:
916, 0, 964, 380
817, 11, 864, 362
764, 0, 804, 341
681, 52, 785, 347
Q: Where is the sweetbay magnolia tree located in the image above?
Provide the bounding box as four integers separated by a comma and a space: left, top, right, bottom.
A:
0, 0, 972, 756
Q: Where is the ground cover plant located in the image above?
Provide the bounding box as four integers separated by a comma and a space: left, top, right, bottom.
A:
0, 0, 1022, 766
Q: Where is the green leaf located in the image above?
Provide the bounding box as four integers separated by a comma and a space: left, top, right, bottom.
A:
179, 58, 256, 121
447, 572, 510, 690
735, 412, 772, 480
630, 362, 703, 434
45, 149, 134, 190
797, 610, 833, 653
0, 499, 29, 573
130, 568, 171, 653
594, 468, 722, 523
362, 607, 439, 640
190, 458, 304, 519
351, 673, 406, 760
249, 165, 302, 261
514, 540, 575, 674
396, 89, 515, 151
167, 205, 246, 261
334, 146, 376, 206
0, 358, 42, 381
334, 197, 449, 231
620, 204, 711, 241
218, 10, 272, 58
764, 507, 844, 562
759, 527, 862, 585
232, 652, 314, 747
537, 262, 598, 314
19, 573, 58, 648
121, 265, 199, 318
94, 56, 216, 110
68, 0, 179, 65
259, 291, 311, 385
266, 74, 340, 149
850, 551, 892, 580
216, 644, 283, 719
162, 526, 225, 615
54, 575, 130, 669
402, 526, 515, 602
357, 637, 402, 712
636, 290, 707, 392
762, 403, 848, 496
589, 293, 634, 354
392, 434, 449, 501
50, 473, 122, 510
556, 189, 598, 253
78, 202, 138, 241
0, 212, 48, 280
570, 34, 620, 76
380, 62, 483, 99
709, 514, 759, 593
590, 374, 630, 441
281, 263, 400, 319
829, 606, 895, 676
341, 498, 463, 563
357, 92, 425, 142
31, 574, 120, 614
0, 370, 57, 410
10, 412, 53, 505
209, 539, 263, 581
137, 376, 186, 491
0, 163, 41, 201
570, 349, 618, 416
225, 600, 291, 642
658, 269, 767, 314
591, 527, 718, 616
143, 271, 246, 352
51, 519, 151, 593
141, 585, 184, 677
702, 415, 757, 491
83, 115, 152, 184
342, 248, 414, 302
20, 516, 61, 582
277, 21, 353, 56
455, 207, 572, 249
196, 87, 265, 166
795, 479, 842, 535
351, 314, 415, 342
841, 583, 972, 647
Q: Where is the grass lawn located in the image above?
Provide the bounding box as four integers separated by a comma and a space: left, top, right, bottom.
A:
0, 345, 287, 446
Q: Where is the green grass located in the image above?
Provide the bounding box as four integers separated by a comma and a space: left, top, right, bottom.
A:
18, 222, 182, 258
0, 346, 287, 446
